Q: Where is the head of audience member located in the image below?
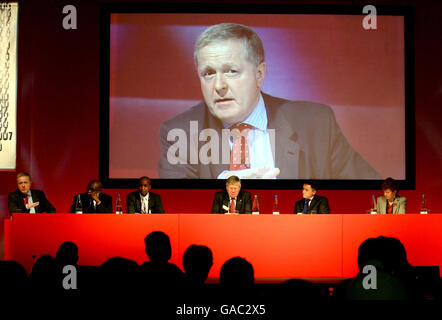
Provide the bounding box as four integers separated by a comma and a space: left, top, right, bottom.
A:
138, 176, 151, 196
302, 181, 318, 199
29, 254, 58, 291
357, 236, 411, 276
381, 177, 400, 202
101, 257, 140, 292
56, 241, 79, 267
226, 175, 241, 199
340, 237, 410, 301
16, 172, 32, 195
357, 237, 384, 273
86, 179, 102, 196
0, 260, 28, 291
220, 257, 254, 288
376, 236, 410, 276
144, 231, 172, 264
182, 245, 213, 285
194, 23, 266, 124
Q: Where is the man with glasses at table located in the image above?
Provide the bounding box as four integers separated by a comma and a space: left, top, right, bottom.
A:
126, 176, 165, 213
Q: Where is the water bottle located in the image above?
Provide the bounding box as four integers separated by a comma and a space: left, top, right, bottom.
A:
75, 194, 83, 214
252, 195, 259, 215
370, 194, 377, 214
115, 193, 123, 214
272, 195, 280, 215
420, 194, 428, 214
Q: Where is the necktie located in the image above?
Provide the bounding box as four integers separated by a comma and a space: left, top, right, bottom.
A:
302, 199, 310, 214
230, 198, 236, 213
142, 197, 147, 213
24, 195, 29, 212
230, 123, 252, 170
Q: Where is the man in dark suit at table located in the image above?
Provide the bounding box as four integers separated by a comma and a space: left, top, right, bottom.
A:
126, 176, 165, 213
8, 172, 56, 214
294, 181, 330, 214
211, 175, 252, 214
70, 180, 113, 213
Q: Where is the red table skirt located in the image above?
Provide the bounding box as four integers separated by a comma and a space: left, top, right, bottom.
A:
4, 213, 442, 279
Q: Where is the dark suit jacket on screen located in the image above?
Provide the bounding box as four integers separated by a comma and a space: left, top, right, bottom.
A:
294, 195, 330, 214
159, 93, 380, 179
126, 191, 165, 213
8, 189, 56, 214
70, 192, 113, 213
211, 190, 252, 214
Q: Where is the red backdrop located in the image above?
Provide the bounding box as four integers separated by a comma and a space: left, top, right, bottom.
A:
0, 0, 441, 262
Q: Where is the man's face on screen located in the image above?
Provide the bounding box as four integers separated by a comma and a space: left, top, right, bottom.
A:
226, 182, 241, 199
138, 178, 151, 196
197, 39, 265, 124
302, 184, 316, 199
17, 176, 31, 194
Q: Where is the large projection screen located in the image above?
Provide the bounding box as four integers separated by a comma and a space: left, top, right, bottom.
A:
100, 4, 414, 189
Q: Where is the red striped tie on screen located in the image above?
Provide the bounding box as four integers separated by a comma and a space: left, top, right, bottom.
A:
230, 123, 252, 170
24, 196, 28, 207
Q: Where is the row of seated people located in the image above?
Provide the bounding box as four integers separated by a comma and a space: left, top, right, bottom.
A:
1, 233, 438, 303
8, 172, 406, 215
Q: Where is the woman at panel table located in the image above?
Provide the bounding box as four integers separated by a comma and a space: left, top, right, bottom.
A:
376, 177, 407, 214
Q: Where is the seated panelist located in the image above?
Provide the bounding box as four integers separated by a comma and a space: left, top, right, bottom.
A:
8, 172, 56, 214
211, 175, 252, 214
126, 176, 165, 213
70, 180, 113, 213
294, 181, 330, 214
376, 177, 406, 214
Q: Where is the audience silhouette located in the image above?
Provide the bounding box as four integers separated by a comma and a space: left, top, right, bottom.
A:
101, 256, 141, 294
218, 256, 258, 302
182, 244, 213, 286
29, 254, 59, 293
335, 236, 415, 300
56, 241, 79, 267
140, 231, 186, 300
0, 260, 28, 294
1, 233, 439, 304
220, 256, 254, 288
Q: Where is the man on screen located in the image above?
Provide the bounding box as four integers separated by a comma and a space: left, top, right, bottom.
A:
211, 175, 252, 214
126, 176, 165, 213
159, 23, 380, 179
8, 172, 56, 214
294, 181, 330, 214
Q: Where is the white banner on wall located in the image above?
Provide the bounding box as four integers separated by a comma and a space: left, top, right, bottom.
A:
0, 3, 18, 170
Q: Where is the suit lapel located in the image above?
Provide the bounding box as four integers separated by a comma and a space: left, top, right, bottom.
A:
206, 110, 230, 177
30, 190, 39, 213
236, 192, 243, 212
223, 193, 230, 212
309, 196, 318, 211
264, 94, 300, 178
393, 197, 400, 214
148, 194, 152, 212
136, 194, 142, 213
